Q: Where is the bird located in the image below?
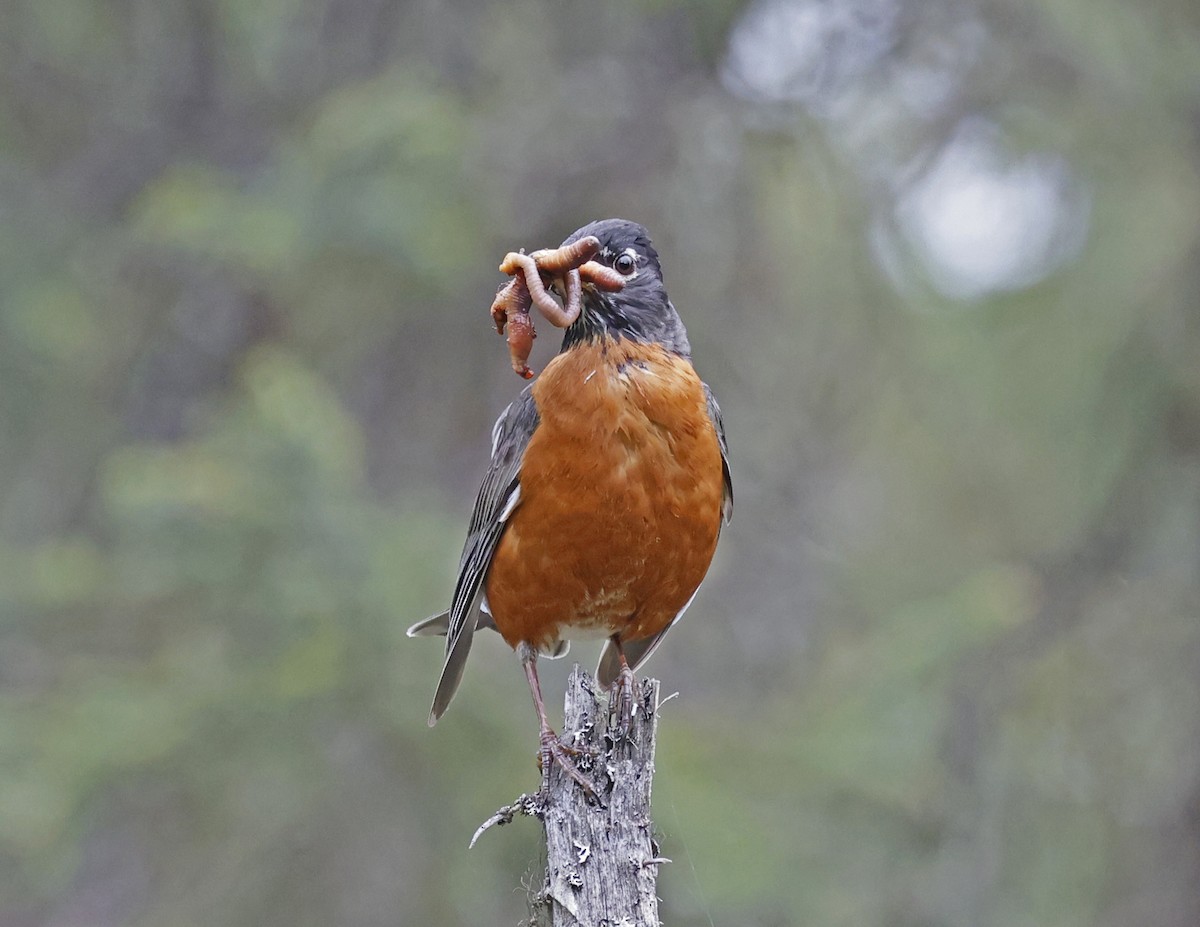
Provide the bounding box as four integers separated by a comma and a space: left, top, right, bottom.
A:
407, 218, 732, 789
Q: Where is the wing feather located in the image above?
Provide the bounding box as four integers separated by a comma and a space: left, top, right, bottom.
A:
422, 389, 539, 724
703, 382, 733, 524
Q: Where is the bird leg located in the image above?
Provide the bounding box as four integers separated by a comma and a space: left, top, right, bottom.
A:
518, 642, 596, 795
609, 635, 639, 734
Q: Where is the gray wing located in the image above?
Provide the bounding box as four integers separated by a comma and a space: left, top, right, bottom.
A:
408, 389, 539, 725
596, 381, 732, 687
705, 383, 733, 525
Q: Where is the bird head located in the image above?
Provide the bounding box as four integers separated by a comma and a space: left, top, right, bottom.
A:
556, 218, 692, 358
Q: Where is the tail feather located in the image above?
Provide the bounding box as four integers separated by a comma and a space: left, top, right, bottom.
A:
596, 634, 661, 689
407, 610, 450, 637
410, 609, 563, 720
428, 615, 478, 725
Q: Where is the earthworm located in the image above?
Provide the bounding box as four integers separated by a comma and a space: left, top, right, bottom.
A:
505, 310, 536, 379
527, 235, 601, 273
498, 251, 580, 327
489, 234, 622, 377
490, 277, 521, 334
490, 275, 536, 378
577, 261, 626, 292
561, 268, 582, 323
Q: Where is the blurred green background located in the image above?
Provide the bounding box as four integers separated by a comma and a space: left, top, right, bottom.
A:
2, 0, 1199, 924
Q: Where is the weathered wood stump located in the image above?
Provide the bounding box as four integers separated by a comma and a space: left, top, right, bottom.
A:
472, 665, 665, 927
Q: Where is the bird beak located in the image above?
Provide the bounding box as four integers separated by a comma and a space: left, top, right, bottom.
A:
549, 274, 570, 302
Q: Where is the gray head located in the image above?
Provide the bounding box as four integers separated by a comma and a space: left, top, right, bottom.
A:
558, 218, 691, 358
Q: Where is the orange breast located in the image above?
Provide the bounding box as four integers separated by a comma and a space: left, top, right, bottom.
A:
484, 337, 724, 651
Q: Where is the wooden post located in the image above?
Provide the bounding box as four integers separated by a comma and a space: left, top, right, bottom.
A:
472, 666, 666, 927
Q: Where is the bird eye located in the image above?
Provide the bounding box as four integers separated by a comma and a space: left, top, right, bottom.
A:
614, 251, 636, 275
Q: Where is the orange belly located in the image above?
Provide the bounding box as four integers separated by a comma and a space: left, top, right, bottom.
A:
484, 337, 724, 651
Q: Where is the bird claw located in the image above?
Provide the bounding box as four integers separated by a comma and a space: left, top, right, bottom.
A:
537, 727, 597, 796
611, 663, 639, 737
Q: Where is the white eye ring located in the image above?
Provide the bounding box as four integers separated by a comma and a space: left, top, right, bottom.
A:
614, 250, 637, 275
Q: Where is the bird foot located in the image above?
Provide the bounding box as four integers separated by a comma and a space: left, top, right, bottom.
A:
611, 663, 639, 736
536, 726, 597, 796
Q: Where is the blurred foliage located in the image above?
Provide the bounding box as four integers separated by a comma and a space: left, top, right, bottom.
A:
1, 0, 1199, 925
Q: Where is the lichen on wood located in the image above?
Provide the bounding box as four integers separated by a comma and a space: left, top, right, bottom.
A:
472, 666, 665, 927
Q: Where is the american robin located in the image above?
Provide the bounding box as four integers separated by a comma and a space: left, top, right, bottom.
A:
408, 218, 732, 788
